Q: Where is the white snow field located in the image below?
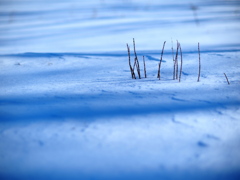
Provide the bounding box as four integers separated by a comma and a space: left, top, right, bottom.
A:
0, 0, 240, 180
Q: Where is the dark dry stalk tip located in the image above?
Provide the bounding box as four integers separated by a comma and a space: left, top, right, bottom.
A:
172, 39, 175, 80
143, 56, 147, 78
179, 43, 183, 82
174, 41, 180, 80
133, 38, 141, 79
158, 41, 166, 80
197, 42, 201, 82
224, 73, 230, 85
127, 43, 136, 79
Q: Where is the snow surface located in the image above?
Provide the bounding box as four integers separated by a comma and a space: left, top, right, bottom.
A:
0, 0, 240, 180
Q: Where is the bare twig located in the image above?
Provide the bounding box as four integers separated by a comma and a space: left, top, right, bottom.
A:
127, 43, 136, 79
157, 41, 166, 80
143, 56, 147, 78
174, 41, 180, 80
224, 73, 230, 85
179, 43, 183, 82
172, 38, 175, 80
133, 38, 141, 79
197, 42, 201, 82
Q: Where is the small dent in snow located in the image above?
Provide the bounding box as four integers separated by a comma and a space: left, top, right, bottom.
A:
171, 97, 186, 102
205, 134, 220, 141
171, 117, 184, 125
197, 141, 208, 147
171, 117, 192, 128
38, 140, 44, 147
216, 110, 223, 115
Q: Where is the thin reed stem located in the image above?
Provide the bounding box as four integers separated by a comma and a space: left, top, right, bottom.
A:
158, 41, 166, 80
197, 42, 201, 82
224, 73, 230, 85
179, 43, 183, 82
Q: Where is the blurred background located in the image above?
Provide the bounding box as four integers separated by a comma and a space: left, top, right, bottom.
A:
0, 0, 240, 54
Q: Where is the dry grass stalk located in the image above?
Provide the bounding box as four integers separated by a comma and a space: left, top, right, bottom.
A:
172, 39, 175, 80
127, 43, 136, 79
174, 41, 180, 80
157, 41, 166, 80
224, 73, 230, 85
133, 38, 141, 79
143, 56, 147, 78
179, 43, 183, 82
197, 42, 201, 82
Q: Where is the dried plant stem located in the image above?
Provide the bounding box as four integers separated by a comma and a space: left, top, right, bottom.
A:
175, 57, 178, 80
172, 39, 175, 80
126, 43, 136, 79
174, 42, 180, 80
133, 38, 141, 79
179, 43, 183, 82
143, 56, 147, 78
173, 62, 176, 80
224, 73, 230, 85
197, 42, 201, 82
157, 41, 166, 80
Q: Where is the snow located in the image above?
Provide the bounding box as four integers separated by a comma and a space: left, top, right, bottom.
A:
0, 0, 240, 180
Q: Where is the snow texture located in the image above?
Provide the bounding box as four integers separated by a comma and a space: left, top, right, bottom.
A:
0, 0, 240, 180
